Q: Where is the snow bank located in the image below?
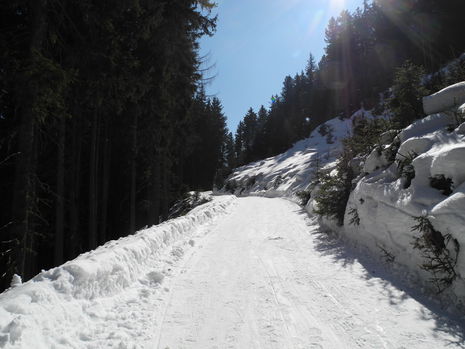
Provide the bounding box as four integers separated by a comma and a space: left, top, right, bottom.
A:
0, 195, 235, 348
423, 81, 465, 115
345, 108, 465, 307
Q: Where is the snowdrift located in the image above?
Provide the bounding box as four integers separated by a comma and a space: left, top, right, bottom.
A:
0, 195, 235, 348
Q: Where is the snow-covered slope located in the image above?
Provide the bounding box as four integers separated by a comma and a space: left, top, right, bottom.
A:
226, 83, 465, 309
0, 196, 235, 348
224, 110, 376, 198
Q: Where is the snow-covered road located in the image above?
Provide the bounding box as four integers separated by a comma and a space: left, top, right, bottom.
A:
153, 197, 464, 349
1, 196, 464, 349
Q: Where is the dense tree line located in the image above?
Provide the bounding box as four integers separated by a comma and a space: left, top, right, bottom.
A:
0, 0, 230, 290
234, 0, 465, 166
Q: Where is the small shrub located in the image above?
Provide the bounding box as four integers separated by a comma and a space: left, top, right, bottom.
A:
245, 176, 256, 190
167, 191, 211, 219
388, 61, 429, 128
348, 207, 360, 226
224, 180, 238, 193
429, 174, 453, 196
318, 124, 330, 137
411, 216, 460, 294
273, 175, 283, 189
296, 190, 311, 206
314, 151, 354, 226
377, 244, 395, 263
396, 151, 417, 188
383, 137, 401, 163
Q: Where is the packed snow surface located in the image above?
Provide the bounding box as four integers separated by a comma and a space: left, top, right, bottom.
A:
1, 197, 464, 348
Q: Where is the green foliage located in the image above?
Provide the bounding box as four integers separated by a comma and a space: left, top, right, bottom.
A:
388, 62, 429, 128
167, 191, 212, 219
224, 180, 238, 194
396, 151, 417, 189
411, 216, 460, 293
377, 244, 396, 264
273, 175, 283, 189
296, 191, 311, 206
348, 208, 360, 226
245, 176, 256, 190
343, 117, 393, 157
314, 151, 354, 226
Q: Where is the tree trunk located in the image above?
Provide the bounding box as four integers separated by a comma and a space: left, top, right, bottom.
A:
129, 113, 138, 234
100, 118, 111, 243
89, 112, 100, 250
69, 115, 82, 257
54, 116, 66, 265
161, 152, 170, 221
10, 0, 47, 281
149, 154, 160, 226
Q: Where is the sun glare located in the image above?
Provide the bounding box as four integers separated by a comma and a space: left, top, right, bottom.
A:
329, 0, 346, 15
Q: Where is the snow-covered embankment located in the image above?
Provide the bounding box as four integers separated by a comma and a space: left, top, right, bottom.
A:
0, 195, 235, 348
344, 82, 465, 307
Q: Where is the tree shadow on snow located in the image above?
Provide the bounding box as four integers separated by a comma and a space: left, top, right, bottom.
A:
301, 213, 465, 345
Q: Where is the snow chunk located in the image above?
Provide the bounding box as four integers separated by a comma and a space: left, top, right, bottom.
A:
363, 148, 390, 173
398, 113, 455, 142
10, 275, 22, 288
430, 145, 465, 187
396, 137, 434, 160
423, 81, 465, 114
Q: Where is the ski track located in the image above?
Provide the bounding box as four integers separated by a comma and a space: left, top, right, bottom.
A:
151, 197, 464, 349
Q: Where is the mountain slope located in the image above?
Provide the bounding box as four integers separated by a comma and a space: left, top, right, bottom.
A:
224, 109, 377, 199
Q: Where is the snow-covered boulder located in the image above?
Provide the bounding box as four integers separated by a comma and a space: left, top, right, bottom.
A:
423, 81, 465, 115
398, 113, 455, 142
363, 148, 390, 173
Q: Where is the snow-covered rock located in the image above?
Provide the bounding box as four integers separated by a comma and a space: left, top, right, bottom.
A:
423, 81, 465, 115
345, 109, 465, 306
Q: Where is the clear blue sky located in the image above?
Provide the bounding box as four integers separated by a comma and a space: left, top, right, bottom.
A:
200, 0, 365, 133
